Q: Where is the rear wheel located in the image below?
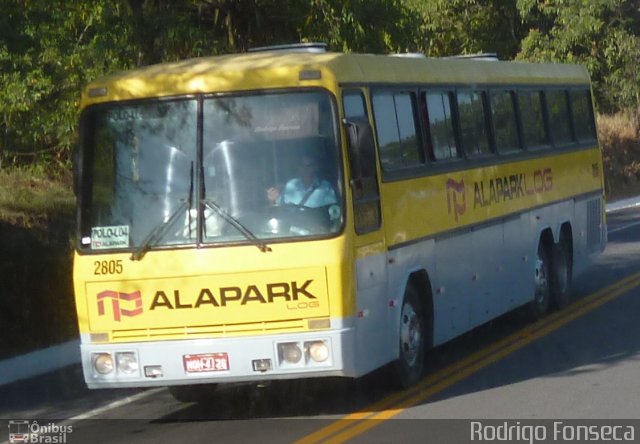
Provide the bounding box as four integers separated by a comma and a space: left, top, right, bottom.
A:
393, 286, 425, 389
551, 241, 572, 309
529, 242, 551, 320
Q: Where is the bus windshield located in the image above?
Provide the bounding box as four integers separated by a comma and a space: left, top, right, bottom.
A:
79, 90, 343, 253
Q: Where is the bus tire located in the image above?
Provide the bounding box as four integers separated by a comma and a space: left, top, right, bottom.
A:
393, 286, 425, 389
551, 242, 572, 309
529, 242, 551, 320
168, 384, 218, 403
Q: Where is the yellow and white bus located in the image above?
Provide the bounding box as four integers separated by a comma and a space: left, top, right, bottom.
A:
73, 43, 606, 400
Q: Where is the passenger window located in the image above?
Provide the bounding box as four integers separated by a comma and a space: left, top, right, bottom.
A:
457, 90, 491, 157
546, 90, 573, 145
571, 89, 597, 141
490, 90, 520, 154
372, 91, 423, 171
519, 90, 549, 149
425, 91, 459, 160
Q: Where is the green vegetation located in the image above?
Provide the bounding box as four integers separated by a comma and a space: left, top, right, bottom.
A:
0, 168, 74, 227
0, 168, 75, 359
599, 113, 640, 199
1, 0, 640, 358
2, 0, 640, 170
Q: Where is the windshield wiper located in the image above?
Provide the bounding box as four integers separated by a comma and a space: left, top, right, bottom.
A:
202, 198, 272, 253
130, 200, 189, 261
130, 162, 194, 261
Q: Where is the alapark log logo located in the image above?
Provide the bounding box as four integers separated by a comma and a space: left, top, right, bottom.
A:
446, 178, 466, 222
97, 290, 143, 321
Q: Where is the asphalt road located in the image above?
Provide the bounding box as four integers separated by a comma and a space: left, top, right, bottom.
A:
2, 206, 640, 443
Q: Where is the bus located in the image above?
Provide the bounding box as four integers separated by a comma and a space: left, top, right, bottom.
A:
73, 43, 606, 400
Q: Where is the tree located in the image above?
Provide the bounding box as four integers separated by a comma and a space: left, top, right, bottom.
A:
0, 0, 425, 170
0, 1, 132, 168
517, 0, 640, 119
407, 0, 524, 58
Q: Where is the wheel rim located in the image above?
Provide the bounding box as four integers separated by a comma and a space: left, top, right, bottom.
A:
400, 302, 421, 367
534, 250, 549, 305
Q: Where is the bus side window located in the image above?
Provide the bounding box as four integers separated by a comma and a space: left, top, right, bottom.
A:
546, 89, 573, 146
570, 89, 597, 141
371, 90, 424, 171
342, 90, 381, 234
424, 91, 459, 161
457, 90, 492, 157
490, 90, 521, 154
518, 90, 550, 149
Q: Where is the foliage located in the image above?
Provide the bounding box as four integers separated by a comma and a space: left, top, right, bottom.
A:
407, 0, 524, 58
1, 0, 640, 172
516, 0, 640, 119
598, 112, 640, 199
0, 0, 423, 170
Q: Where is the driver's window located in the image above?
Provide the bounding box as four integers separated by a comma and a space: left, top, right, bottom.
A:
344, 93, 367, 118
342, 89, 381, 234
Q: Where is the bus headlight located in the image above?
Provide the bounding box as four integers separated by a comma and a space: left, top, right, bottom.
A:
306, 341, 329, 363
93, 353, 114, 375
278, 343, 303, 364
116, 352, 139, 374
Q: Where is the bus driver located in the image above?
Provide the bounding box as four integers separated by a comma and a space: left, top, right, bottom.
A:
267, 154, 337, 208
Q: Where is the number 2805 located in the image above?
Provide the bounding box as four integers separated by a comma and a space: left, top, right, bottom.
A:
93, 260, 123, 275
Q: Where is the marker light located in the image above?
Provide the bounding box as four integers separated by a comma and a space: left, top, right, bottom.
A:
116, 352, 139, 374
307, 341, 330, 363
93, 353, 114, 375
278, 343, 303, 364
144, 365, 163, 378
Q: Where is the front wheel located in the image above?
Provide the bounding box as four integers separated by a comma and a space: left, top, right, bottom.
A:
393, 287, 425, 389
529, 243, 551, 320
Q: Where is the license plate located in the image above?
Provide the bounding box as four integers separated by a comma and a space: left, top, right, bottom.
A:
183, 353, 229, 373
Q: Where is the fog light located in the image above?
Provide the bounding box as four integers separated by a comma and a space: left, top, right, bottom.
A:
93, 353, 114, 375
116, 352, 139, 374
278, 343, 303, 364
307, 341, 330, 362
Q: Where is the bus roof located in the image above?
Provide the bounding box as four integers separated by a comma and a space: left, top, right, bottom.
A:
81, 51, 592, 107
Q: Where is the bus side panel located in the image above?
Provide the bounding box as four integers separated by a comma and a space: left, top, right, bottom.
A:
433, 219, 515, 346
353, 246, 395, 376
433, 230, 474, 345
502, 213, 534, 312
468, 222, 507, 327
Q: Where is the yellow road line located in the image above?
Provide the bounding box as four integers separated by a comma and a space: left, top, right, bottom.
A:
296, 270, 640, 444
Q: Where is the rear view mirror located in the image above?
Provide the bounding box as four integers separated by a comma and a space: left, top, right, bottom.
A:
343, 117, 375, 181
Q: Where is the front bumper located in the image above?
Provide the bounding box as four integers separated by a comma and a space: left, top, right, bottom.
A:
81, 327, 355, 388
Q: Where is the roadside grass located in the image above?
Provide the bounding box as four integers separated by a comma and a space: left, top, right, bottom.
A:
0, 166, 77, 360
0, 167, 75, 229
598, 112, 640, 200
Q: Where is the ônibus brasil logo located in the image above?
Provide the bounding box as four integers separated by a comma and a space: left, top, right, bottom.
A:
8, 420, 73, 443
